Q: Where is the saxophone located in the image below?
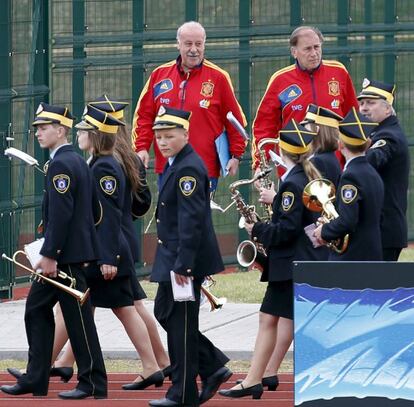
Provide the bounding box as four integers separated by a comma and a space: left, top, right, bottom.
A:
257, 138, 279, 220
229, 168, 271, 268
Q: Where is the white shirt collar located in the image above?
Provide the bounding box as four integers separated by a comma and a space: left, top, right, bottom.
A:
281, 164, 295, 182
50, 143, 70, 159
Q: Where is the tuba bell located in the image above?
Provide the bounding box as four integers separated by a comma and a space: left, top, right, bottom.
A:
302, 178, 349, 254
2, 251, 90, 305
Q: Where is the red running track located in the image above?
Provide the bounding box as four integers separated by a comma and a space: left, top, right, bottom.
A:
0, 372, 293, 406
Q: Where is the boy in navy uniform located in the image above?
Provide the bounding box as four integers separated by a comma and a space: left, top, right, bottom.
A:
149, 106, 231, 407
358, 79, 410, 261
1, 103, 107, 399
313, 107, 384, 260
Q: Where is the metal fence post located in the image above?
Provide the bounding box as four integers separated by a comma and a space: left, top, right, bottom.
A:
0, 0, 13, 298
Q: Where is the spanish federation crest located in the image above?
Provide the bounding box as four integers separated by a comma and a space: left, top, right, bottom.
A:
100, 176, 117, 195
179, 176, 197, 196
341, 184, 358, 204
328, 80, 340, 96
200, 81, 214, 97
53, 174, 70, 194
281, 191, 294, 211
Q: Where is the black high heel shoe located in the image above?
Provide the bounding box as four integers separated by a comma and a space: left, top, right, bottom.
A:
162, 365, 172, 380
122, 370, 164, 390
219, 383, 263, 399
236, 374, 279, 391
50, 366, 74, 383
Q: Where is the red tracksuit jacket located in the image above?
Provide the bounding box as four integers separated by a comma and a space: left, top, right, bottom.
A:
252, 60, 358, 170
132, 57, 247, 177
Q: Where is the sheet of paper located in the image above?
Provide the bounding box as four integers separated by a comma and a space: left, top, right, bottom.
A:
304, 223, 323, 248
24, 238, 45, 269
170, 270, 195, 302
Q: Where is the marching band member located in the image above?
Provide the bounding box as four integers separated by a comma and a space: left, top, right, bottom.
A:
358, 79, 410, 261
149, 106, 231, 407
253, 104, 344, 392
220, 119, 320, 399
313, 107, 384, 260
1, 103, 107, 399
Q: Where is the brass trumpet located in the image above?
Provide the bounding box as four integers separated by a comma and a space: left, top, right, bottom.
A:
302, 178, 349, 254
2, 251, 90, 305
201, 278, 227, 312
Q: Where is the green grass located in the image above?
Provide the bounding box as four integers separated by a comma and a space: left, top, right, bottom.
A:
139, 246, 414, 303
139, 269, 266, 303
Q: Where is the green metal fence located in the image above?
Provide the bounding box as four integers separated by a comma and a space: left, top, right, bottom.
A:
1, 0, 414, 298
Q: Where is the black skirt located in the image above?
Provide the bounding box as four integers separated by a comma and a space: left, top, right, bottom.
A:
88, 275, 134, 308
260, 279, 293, 319
130, 274, 147, 301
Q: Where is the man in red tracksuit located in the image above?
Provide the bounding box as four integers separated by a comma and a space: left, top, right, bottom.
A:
252, 26, 358, 172
249, 25, 358, 395
132, 21, 247, 191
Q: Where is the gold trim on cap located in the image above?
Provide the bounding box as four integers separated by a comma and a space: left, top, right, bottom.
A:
359, 85, 394, 104
339, 131, 367, 146
34, 112, 73, 128
305, 111, 340, 128
84, 114, 118, 134
280, 139, 310, 154
154, 114, 189, 131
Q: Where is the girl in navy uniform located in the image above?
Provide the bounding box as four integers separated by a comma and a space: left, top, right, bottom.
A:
313, 107, 384, 260
250, 104, 344, 393
220, 119, 321, 400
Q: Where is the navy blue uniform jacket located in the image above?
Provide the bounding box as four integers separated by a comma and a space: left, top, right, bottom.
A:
366, 115, 410, 249
252, 164, 318, 282
40, 144, 99, 264
151, 144, 224, 282
89, 155, 134, 277
322, 156, 384, 260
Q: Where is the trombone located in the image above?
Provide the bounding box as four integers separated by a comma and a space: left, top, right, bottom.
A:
2, 251, 90, 305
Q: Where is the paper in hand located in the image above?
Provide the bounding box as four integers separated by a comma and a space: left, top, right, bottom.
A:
170, 271, 195, 302
304, 224, 322, 248
24, 238, 45, 270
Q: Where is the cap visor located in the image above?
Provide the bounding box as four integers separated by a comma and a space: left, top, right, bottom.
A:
75, 120, 96, 130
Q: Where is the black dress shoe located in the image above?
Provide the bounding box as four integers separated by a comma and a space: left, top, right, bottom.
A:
219, 383, 263, 399
122, 370, 164, 390
7, 367, 23, 380
262, 375, 279, 391
236, 374, 279, 391
58, 388, 107, 399
50, 366, 74, 383
199, 366, 232, 404
162, 365, 172, 379
1, 383, 47, 397
149, 397, 198, 407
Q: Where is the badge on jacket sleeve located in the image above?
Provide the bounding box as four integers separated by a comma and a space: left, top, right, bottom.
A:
179, 176, 196, 196
281, 191, 294, 211
341, 184, 358, 204
100, 176, 117, 195
53, 174, 70, 194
